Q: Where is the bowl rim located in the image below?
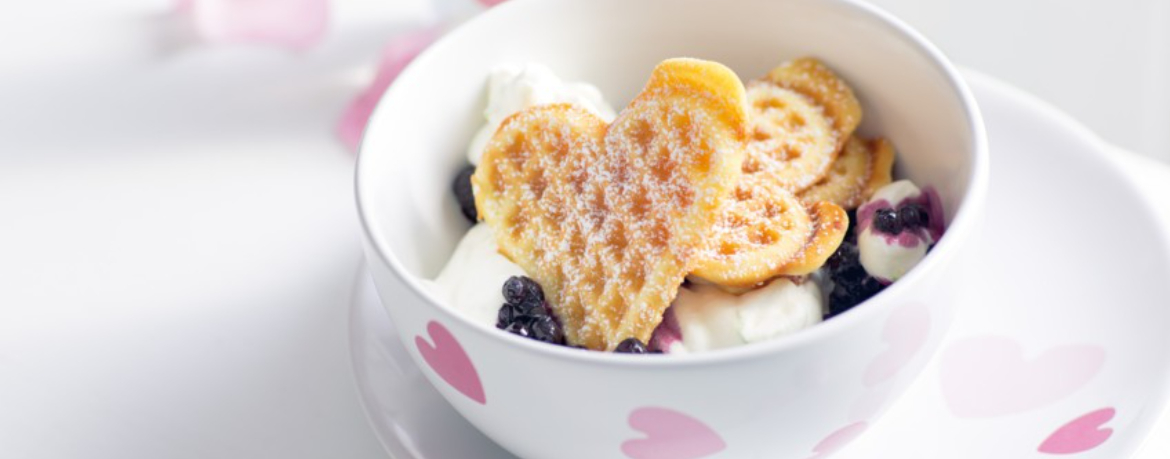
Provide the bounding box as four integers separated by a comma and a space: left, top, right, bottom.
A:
355, 0, 990, 368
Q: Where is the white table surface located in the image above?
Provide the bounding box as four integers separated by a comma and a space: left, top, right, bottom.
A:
2, 1, 1169, 458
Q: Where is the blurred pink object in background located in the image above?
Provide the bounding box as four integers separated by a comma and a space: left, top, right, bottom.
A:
336, 26, 442, 153
180, 0, 329, 50
336, 0, 510, 153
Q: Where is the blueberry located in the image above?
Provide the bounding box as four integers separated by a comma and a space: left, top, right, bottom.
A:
502, 276, 544, 304
844, 209, 859, 244
497, 276, 567, 345
824, 241, 886, 319
528, 315, 565, 344
872, 208, 902, 235
828, 277, 885, 318
836, 263, 868, 286
504, 318, 532, 338
522, 278, 545, 302
827, 243, 868, 286
898, 203, 929, 230
517, 299, 549, 317
501, 276, 548, 315
453, 165, 478, 223
502, 276, 528, 305
496, 303, 517, 329
614, 338, 649, 354
826, 242, 859, 274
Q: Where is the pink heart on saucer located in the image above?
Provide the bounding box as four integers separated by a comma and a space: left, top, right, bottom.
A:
186, 0, 328, 50
864, 303, 930, 387
622, 407, 725, 459
939, 335, 1105, 418
1039, 407, 1115, 455
415, 320, 486, 405
806, 421, 868, 459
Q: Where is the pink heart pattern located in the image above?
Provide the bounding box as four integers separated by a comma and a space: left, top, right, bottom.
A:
1039, 408, 1115, 455
415, 320, 486, 405
185, 0, 328, 50
864, 303, 930, 387
622, 407, 725, 459
806, 421, 868, 459
939, 335, 1105, 418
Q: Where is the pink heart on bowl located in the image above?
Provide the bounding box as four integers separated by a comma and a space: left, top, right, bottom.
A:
939, 335, 1105, 418
621, 407, 725, 459
415, 320, 486, 405
864, 303, 930, 387
1039, 407, 1115, 455
477, 0, 510, 6
805, 421, 868, 459
186, 0, 328, 50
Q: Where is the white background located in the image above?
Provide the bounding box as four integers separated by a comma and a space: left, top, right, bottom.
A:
870, 0, 1170, 162
0, 0, 1167, 458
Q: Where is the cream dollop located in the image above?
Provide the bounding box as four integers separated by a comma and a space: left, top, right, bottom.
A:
664, 279, 824, 354
431, 224, 527, 327
858, 180, 934, 282
467, 63, 617, 165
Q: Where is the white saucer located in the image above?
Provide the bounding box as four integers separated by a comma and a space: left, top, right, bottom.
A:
349, 70, 1170, 458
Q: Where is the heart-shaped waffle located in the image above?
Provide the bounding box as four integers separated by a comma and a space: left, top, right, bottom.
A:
473, 59, 749, 350
690, 175, 848, 291
799, 136, 896, 209
742, 58, 862, 192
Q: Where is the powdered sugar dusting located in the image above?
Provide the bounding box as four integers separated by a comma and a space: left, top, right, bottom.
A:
472, 59, 748, 350
766, 57, 862, 147
692, 175, 814, 287
742, 81, 838, 192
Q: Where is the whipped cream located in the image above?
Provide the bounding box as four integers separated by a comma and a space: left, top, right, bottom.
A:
430, 224, 527, 327
655, 279, 823, 354
467, 63, 617, 165
857, 180, 940, 282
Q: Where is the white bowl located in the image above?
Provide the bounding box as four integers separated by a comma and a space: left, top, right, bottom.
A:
356, 0, 988, 457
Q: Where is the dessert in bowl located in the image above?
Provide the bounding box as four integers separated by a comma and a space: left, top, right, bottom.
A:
355, 0, 987, 457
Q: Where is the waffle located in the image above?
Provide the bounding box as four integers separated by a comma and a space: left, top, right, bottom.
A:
690, 175, 849, 291
799, 137, 896, 209
472, 58, 748, 350
742, 58, 862, 192
765, 57, 862, 150
688, 58, 857, 289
